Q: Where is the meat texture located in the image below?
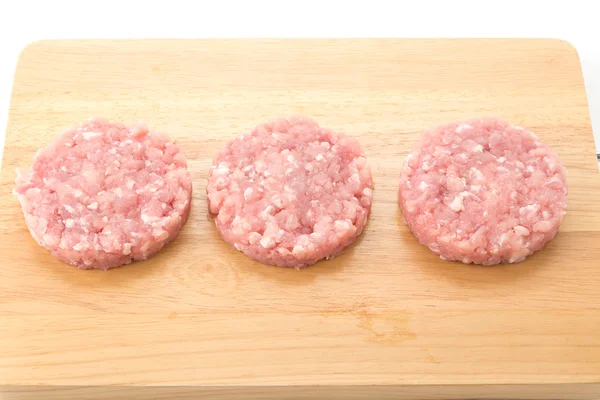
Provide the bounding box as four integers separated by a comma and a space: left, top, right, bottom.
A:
207, 115, 373, 268
14, 118, 192, 270
398, 117, 568, 265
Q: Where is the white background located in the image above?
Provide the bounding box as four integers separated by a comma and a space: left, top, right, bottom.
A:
1, 0, 599, 165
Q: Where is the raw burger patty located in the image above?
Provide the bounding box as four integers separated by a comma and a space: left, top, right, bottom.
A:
14, 118, 192, 270
398, 117, 567, 265
207, 115, 374, 268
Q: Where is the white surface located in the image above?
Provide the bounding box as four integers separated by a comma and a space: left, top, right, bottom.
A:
1, 0, 599, 167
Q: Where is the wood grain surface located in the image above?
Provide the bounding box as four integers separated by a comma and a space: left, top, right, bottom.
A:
1, 39, 599, 399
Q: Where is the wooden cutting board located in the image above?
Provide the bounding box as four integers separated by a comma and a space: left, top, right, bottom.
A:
1, 39, 599, 400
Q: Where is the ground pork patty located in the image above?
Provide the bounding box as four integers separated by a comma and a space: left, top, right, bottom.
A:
207, 115, 374, 268
13, 118, 192, 270
398, 117, 568, 265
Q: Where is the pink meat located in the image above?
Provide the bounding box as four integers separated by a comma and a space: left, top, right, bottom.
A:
398, 117, 568, 265
207, 115, 373, 268
13, 118, 192, 270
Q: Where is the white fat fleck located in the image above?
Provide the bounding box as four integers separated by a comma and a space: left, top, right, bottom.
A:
260, 235, 276, 249
82, 131, 102, 140
456, 124, 472, 133
114, 187, 123, 197
362, 187, 373, 197
213, 162, 230, 177
422, 160, 431, 171
249, 232, 262, 245
526, 165, 535, 173
348, 173, 361, 186
264, 170, 272, 177
64, 219, 75, 228
126, 180, 135, 190
305, 163, 313, 172
233, 243, 241, 251
520, 204, 540, 215
471, 185, 481, 191
498, 233, 508, 246
108, 148, 117, 155
72, 242, 88, 251
244, 187, 253, 200
152, 228, 169, 240
497, 156, 506, 163
285, 168, 294, 176
141, 214, 161, 224
102, 216, 108, 223
64, 205, 75, 213
334, 220, 351, 232
287, 155, 295, 163
151, 217, 168, 228
542, 211, 551, 219
260, 206, 275, 219
272, 195, 283, 208
473, 144, 484, 152
122, 243, 132, 255
87, 202, 98, 210
449, 195, 464, 212
514, 225, 530, 236
483, 211, 488, 217
315, 154, 324, 161
469, 167, 484, 182
419, 181, 429, 191
73, 189, 83, 198
310, 232, 325, 242
533, 220, 553, 233
449, 191, 469, 212
544, 156, 556, 171
214, 177, 227, 190
60, 166, 67, 172
292, 245, 305, 255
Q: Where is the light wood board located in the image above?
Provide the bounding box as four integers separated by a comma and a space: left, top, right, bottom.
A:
1, 39, 599, 399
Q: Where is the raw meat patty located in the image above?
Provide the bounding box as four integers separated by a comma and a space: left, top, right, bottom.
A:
398, 117, 568, 265
207, 115, 373, 268
13, 118, 192, 270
